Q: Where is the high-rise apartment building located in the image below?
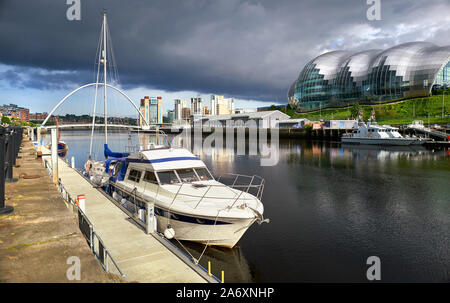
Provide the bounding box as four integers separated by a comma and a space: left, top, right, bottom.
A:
167, 110, 175, 123
210, 95, 235, 115
174, 99, 182, 121
139, 96, 163, 127
157, 96, 163, 124
190, 97, 203, 115
181, 107, 191, 120
210, 95, 218, 116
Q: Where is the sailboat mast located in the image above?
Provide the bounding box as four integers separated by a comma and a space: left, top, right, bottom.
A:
88, 21, 103, 158
103, 12, 108, 144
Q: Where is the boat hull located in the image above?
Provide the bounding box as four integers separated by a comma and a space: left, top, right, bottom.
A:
110, 184, 258, 248
341, 137, 425, 146
156, 215, 255, 248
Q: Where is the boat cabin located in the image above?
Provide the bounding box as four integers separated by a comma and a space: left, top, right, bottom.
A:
350, 124, 403, 139
106, 147, 215, 188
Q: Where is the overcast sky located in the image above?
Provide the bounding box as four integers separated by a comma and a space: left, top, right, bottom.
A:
0, 0, 449, 115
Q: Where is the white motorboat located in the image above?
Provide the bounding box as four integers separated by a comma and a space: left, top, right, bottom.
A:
100, 142, 267, 248
82, 13, 268, 248
342, 122, 427, 145
407, 120, 425, 129
342, 109, 428, 146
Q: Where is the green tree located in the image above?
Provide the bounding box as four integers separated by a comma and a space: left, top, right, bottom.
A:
350, 103, 361, 119
1, 116, 11, 124
304, 124, 313, 131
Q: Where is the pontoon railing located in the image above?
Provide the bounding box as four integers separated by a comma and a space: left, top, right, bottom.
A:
56, 179, 127, 281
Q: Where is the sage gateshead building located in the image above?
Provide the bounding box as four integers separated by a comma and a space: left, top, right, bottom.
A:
288, 42, 450, 110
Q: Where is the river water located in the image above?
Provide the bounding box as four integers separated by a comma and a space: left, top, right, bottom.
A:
52, 130, 449, 282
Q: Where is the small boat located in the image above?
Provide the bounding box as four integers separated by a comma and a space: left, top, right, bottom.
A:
407, 120, 425, 129
57, 141, 68, 157
45, 140, 68, 157
45, 120, 69, 157
341, 110, 428, 146
85, 141, 268, 248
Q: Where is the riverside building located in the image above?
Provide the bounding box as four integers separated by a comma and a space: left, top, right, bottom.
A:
139, 96, 163, 126
288, 42, 450, 110
194, 110, 290, 129
210, 94, 235, 115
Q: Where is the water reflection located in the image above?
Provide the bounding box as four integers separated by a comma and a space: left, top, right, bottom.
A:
55, 131, 449, 282
171, 241, 254, 283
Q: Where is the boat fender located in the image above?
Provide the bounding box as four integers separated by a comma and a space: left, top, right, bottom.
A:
84, 160, 92, 174
164, 225, 175, 239
120, 198, 127, 205
153, 218, 158, 233
112, 191, 120, 201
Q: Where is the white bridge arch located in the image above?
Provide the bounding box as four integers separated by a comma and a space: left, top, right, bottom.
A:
41, 82, 148, 127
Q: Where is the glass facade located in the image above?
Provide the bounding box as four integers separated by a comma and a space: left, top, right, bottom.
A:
149, 98, 158, 124
435, 61, 450, 86
288, 42, 450, 110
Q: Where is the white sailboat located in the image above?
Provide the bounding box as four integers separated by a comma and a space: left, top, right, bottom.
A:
84, 13, 269, 248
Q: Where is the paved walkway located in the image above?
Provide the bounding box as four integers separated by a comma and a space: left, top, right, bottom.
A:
41, 147, 208, 283
0, 135, 119, 283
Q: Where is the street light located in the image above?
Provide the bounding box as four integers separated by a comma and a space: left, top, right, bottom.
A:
443, 87, 447, 118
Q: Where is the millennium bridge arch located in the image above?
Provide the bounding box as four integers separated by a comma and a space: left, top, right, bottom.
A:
41, 82, 148, 127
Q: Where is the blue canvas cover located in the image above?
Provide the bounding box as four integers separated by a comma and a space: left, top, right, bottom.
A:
104, 144, 130, 159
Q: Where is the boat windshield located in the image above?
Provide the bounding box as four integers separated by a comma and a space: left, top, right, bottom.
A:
176, 168, 199, 183
195, 168, 213, 181
157, 171, 180, 185
143, 171, 158, 184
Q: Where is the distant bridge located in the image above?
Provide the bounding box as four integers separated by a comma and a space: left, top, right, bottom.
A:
39, 123, 177, 131
40, 123, 143, 130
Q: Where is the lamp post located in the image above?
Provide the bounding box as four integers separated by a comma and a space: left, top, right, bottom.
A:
443, 88, 446, 118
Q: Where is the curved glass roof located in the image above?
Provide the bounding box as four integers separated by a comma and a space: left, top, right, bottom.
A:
289, 42, 450, 110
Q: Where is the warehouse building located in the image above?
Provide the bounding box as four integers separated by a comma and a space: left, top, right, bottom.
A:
192, 110, 290, 129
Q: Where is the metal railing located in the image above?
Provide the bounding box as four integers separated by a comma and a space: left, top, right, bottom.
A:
110, 173, 265, 215
408, 125, 449, 140
44, 159, 52, 176
104, 182, 151, 232
57, 180, 128, 281
217, 173, 265, 201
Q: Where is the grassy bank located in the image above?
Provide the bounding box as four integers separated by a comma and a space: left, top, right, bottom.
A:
288, 95, 450, 125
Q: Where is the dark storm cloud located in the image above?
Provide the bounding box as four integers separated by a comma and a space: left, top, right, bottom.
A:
0, 0, 449, 102
0, 65, 88, 90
